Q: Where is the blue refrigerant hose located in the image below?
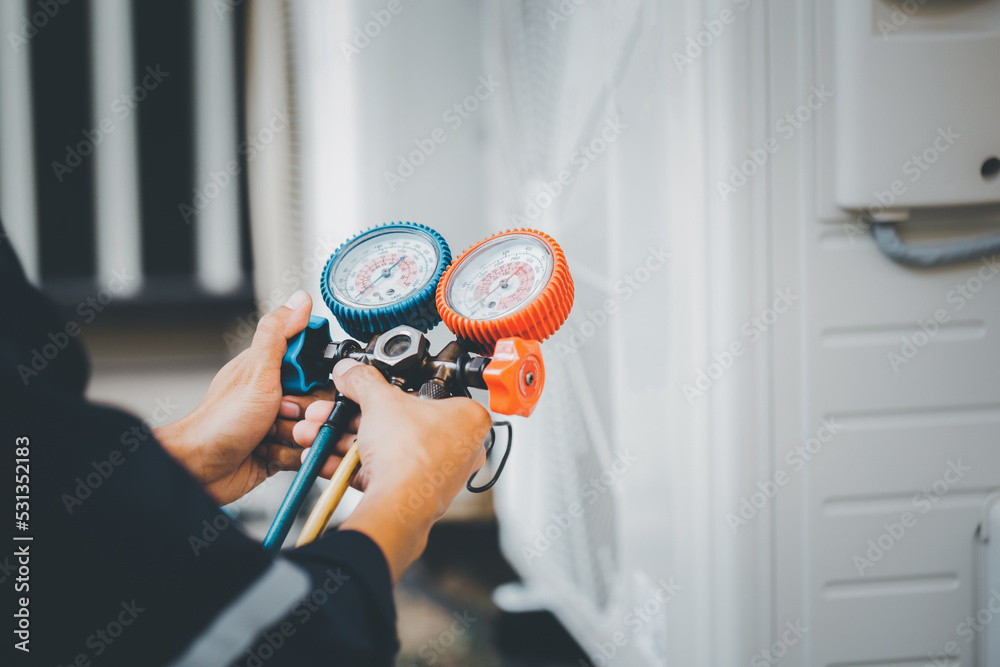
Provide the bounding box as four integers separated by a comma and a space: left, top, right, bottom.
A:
262, 398, 358, 552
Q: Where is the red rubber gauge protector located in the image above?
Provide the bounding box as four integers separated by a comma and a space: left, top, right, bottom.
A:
436, 229, 574, 352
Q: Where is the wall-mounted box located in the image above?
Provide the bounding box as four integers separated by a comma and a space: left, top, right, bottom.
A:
832, 0, 1000, 211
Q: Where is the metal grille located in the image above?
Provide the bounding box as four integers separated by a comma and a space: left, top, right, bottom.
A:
0, 0, 252, 304
535, 353, 619, 611
486, 0, 661, 625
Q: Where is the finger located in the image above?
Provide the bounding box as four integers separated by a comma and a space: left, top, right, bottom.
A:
309, 384, 340, 402
278, 397, 306, 420
278, 391, 335, 419
272, 397, 358, 450
300, 448, 347, 479
292, 421, 357, 454
254, 443, 305, 474
265, 418, 302, 447
292, 418, 321, 447
303, 400, 336, 423
351, 468, 369, 492
250, 290, 313, 365
332, 359, 402, 408
301, 400, 363, 431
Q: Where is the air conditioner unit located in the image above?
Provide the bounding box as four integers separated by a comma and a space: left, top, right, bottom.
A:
485, 1, 1000, 666
247, 1, 1000, 664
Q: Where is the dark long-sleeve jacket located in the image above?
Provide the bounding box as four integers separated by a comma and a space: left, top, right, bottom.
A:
0, 222, 398, 666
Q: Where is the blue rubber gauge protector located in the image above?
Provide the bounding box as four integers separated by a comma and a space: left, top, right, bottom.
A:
320, 222, 452, 341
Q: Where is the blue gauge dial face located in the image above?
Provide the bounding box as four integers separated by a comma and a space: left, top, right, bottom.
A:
328, 228, 440, 310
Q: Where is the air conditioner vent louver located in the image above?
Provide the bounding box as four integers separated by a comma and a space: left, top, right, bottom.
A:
529, 354, 618, 612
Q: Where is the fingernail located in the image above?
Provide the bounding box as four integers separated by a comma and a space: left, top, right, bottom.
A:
333, 358, 360, 377
279, 401, 300, 419
267, 423, 277, 436
284, 290, 308, 309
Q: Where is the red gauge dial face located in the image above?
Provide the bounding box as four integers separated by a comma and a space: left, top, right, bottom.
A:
437, 228, 574, 351
469, 260, 538, 316
445, 234, 552, 321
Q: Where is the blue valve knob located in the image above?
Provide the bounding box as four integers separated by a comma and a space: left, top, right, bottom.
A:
281, 316, 334, 394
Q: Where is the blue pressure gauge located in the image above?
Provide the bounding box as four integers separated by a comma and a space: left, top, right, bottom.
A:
320, 222, 451, 341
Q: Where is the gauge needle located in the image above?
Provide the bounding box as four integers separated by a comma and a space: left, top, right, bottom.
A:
471, 266, 523, 315
358, 256, 404, 297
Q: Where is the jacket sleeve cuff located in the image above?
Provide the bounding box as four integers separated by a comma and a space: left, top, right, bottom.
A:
286, 528, 397, 631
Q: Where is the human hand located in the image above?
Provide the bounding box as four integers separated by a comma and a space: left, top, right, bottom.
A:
292, 359, 491, 581
154, 291, 334, 505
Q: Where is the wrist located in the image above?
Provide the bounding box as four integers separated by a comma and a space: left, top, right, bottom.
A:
154, 413, 204, 482
340, 490, 434, 583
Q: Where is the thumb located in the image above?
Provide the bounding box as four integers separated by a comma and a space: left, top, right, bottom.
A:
332, 359, 398, 408
250, 290, 313, 364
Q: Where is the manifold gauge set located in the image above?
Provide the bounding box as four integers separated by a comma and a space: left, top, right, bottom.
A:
263, 222, 575, 551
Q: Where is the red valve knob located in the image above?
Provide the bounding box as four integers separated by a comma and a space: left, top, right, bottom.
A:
482, 337, 545, 417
